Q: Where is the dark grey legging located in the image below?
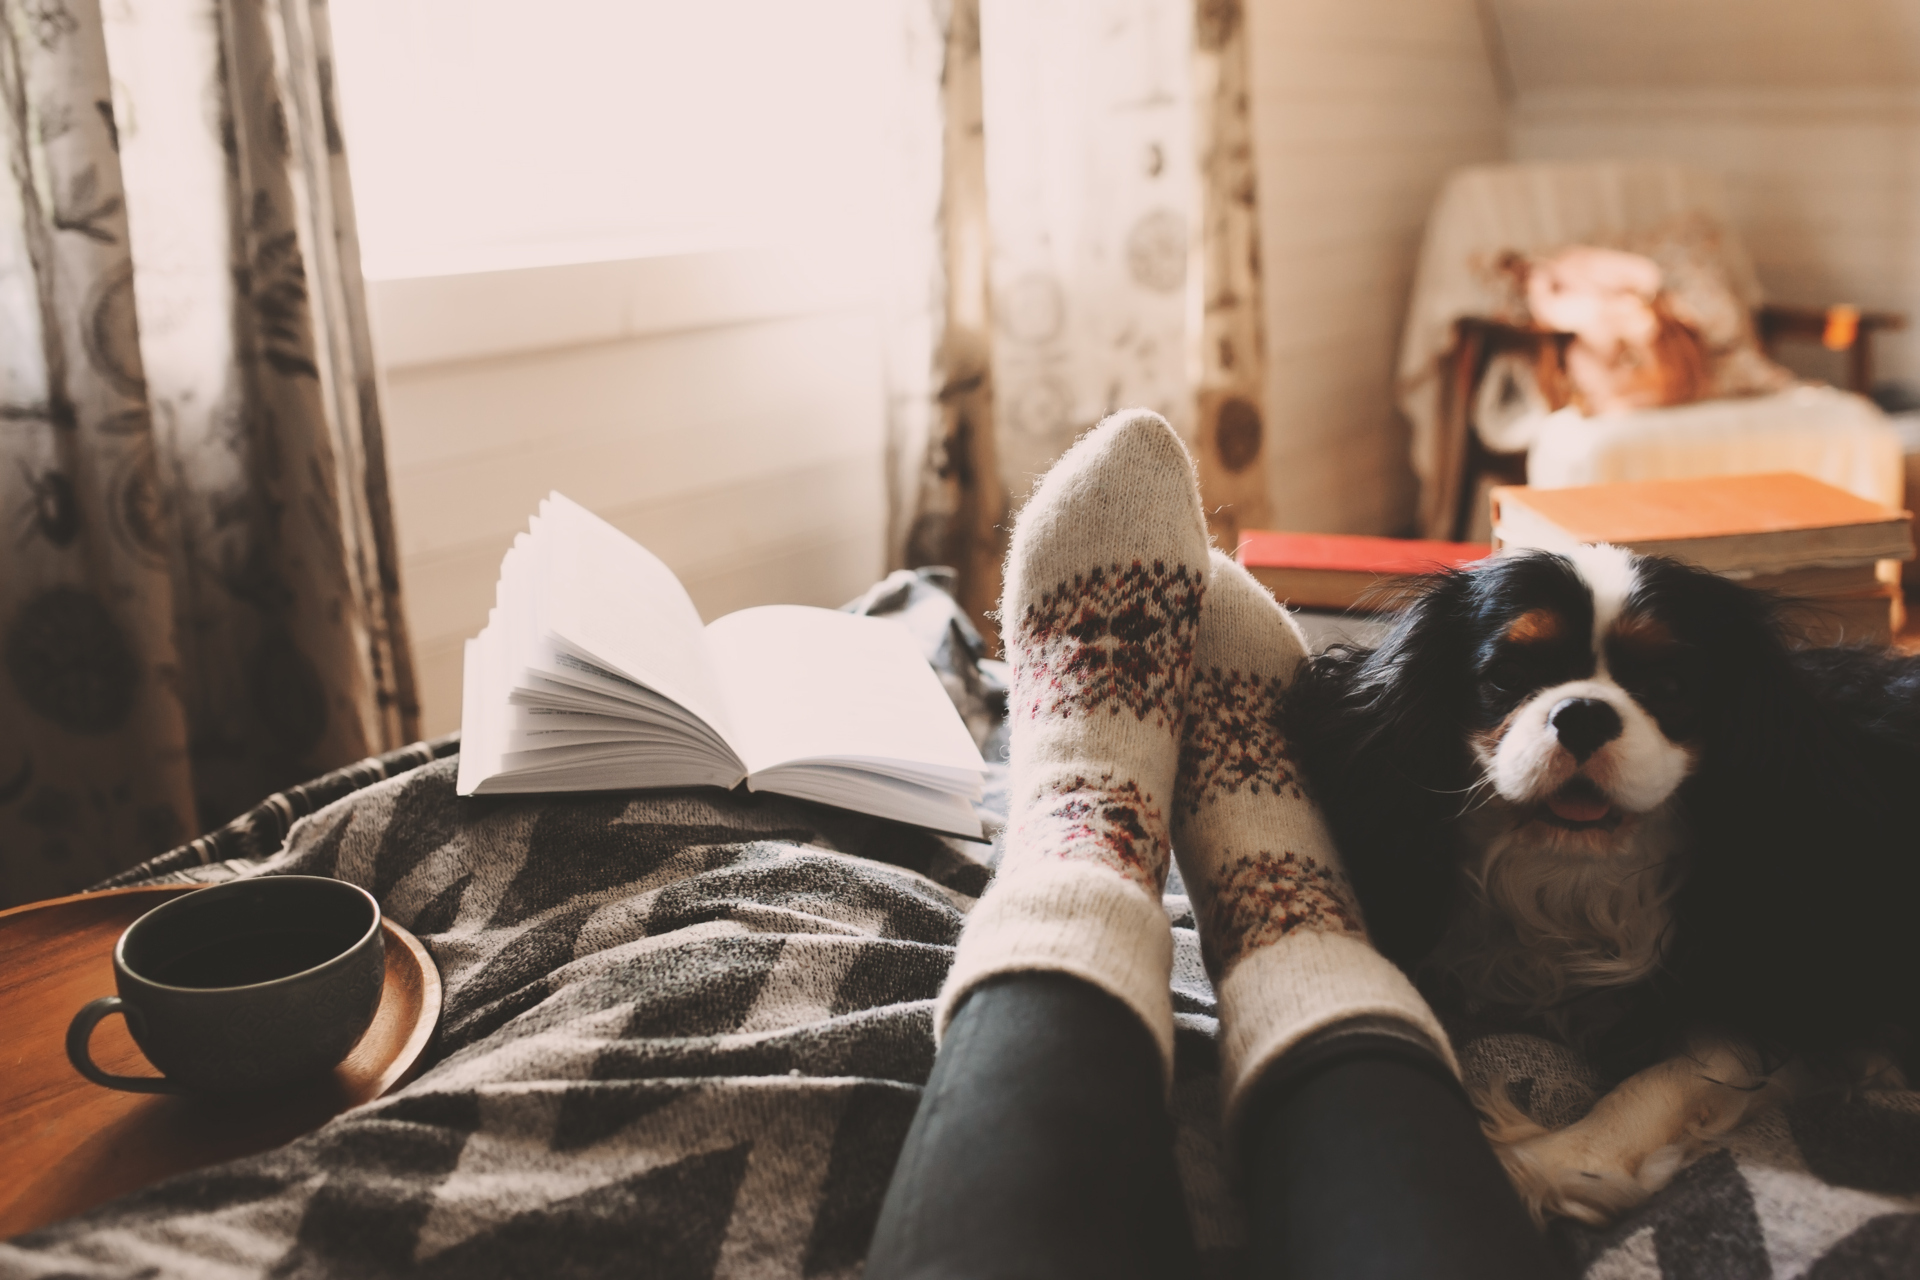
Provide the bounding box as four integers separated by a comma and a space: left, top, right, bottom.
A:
865, 972, 1562, 1280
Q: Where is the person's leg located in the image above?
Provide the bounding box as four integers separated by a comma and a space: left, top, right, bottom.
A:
864, 972, 1194, 1280
1173, 552, 1558, 1278
932, 408, 1209, 1075
1171, 551, 1457, 1133
867, 410, 1210, 1278
1243, 1031, 1562, 1280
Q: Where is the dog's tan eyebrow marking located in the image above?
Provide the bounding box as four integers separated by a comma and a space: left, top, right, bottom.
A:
1610, 613, 1675, 650
1504, 609, 1563, 645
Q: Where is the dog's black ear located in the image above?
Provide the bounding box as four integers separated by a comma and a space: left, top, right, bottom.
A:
1284, 571, 1480, 971
1655, 561, 1920, 1053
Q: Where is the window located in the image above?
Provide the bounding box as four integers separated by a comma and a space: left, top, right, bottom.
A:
328, 0, 916, 281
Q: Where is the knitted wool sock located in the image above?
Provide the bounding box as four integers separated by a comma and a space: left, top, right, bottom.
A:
935, 409, 1210, 1082
1174, 551, 1459, 1130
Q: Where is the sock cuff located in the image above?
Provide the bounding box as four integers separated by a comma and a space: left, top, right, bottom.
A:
1214, 928, 1459, 1132
936, 857, 1177, 1085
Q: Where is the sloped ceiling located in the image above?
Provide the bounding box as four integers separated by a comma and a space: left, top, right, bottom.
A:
1483, 0, 1920, 92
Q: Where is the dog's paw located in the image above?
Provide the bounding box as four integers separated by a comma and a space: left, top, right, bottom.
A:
1493, 1126, 1694, 1225
1474, 1080, 1694, 1226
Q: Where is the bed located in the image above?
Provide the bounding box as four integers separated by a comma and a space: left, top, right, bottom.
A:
3, 571, 1915, 1278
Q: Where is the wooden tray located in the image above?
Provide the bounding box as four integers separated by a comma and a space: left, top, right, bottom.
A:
0, 884, 441, 1239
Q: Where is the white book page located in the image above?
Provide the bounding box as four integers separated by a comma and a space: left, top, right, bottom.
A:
706, 606, 985, 785
460, 495, 755, 795
455, 631, 498, 794
756, 764, 983, 838
535, 493, 735, 740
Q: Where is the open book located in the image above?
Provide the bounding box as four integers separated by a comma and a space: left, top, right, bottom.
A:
457, 494, 988, 838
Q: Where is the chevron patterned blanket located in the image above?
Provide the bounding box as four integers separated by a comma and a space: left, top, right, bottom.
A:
3, 573, 1915, 1279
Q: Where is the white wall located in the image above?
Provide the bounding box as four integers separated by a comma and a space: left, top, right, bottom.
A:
1244, 0, 1508, 535
1507, 90, 1920, 390
371, 249, 891, 737
1485, 0, 1920, 94
1492, 0, 1920, 390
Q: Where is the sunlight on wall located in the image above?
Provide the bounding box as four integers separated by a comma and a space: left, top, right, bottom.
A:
327, 0, 909, 280
323, 1, 931, 734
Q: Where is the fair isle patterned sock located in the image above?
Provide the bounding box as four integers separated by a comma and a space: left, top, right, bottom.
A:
935, 409, 1210, 1082
1174, 551, 1459, 1129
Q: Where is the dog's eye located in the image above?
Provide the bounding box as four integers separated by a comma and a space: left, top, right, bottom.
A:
1623, 662, 1687, 701
1479, 659, 1525, 696
1617, 659, 1695, 724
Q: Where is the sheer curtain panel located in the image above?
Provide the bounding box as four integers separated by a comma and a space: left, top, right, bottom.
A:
0, 0, 413, 907
891, 0, 1275, 633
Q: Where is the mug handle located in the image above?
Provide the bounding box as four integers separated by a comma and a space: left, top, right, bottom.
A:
66, 997, 182, 1094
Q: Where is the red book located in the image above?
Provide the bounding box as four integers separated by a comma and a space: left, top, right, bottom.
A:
1235, 531, 1490, 611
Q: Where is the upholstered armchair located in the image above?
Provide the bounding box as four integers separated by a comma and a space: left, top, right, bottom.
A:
1400, 161, 1906, 542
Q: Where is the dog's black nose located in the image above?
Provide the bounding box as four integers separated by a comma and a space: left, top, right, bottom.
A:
1550, 698, 1622, 763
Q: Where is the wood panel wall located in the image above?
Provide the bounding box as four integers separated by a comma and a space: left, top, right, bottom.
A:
1509, 87, 1920, 390
1242, 0, 1507, 536
370, 251, 890, 736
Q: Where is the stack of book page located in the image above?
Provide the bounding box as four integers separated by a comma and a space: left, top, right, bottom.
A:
1491, 472, 1916, 646
458, 493, 988, 838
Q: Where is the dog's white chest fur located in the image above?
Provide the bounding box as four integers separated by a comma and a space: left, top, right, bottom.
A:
1431, 801, 1687, 1016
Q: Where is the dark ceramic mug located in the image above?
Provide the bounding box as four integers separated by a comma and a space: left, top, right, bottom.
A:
66, 876, 386, 1094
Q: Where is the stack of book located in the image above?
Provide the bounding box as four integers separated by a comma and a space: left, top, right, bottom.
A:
1234, 531, 1491, 611
1490, 472, 1916, 646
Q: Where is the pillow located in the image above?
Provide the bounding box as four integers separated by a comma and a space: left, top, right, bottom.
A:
1613, 214, 1794, 401
1522, 222, 1794, 415
1526, 246, 1709, 414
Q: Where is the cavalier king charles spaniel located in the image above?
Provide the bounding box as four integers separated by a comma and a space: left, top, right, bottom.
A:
1285, 544, 1920, 1224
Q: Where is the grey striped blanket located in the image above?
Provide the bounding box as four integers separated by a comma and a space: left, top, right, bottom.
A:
3, 571, 1915, 1278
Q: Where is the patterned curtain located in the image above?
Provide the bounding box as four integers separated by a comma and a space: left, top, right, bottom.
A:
891, 0, 1271, 636
0, 0, 414, 907
896, 0, 1006, 638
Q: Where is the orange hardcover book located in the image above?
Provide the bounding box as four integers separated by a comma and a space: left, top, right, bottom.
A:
1490, 473, 1915, 576
1235, 531, 1490, 611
